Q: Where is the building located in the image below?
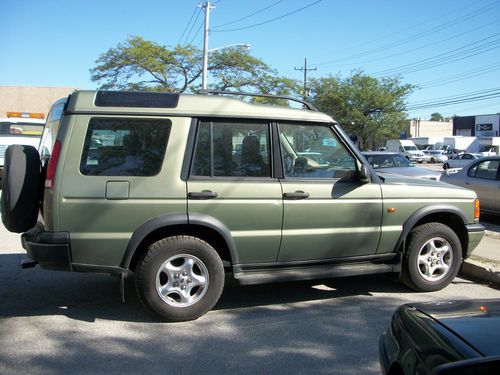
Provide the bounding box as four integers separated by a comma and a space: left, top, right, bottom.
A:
453, 114, 500, 137
0, 86, 78, 118
409, 119, 453, 138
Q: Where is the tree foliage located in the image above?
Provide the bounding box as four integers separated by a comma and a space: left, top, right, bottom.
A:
309, 71, 414, 150
90, 36, 298, 96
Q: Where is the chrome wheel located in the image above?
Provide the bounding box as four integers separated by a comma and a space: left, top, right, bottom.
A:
155, 254, 209, 307
417, 237, 453, 282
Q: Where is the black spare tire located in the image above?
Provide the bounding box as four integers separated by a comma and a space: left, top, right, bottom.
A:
1, 145, 42, 233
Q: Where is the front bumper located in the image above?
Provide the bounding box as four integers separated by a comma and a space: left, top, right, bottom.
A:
21, 224, 72, 271
465, 223, 485, 258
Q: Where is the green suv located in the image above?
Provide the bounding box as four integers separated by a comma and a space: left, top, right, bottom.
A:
1, 90, 484, 321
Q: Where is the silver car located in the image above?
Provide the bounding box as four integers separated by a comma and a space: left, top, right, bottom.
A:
362, 152, 442, 180
443, 153, 483, 170
441, 156, 500, 214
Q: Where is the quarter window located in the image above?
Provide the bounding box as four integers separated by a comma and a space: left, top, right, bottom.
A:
191, 120, 271, 178
80, 118, 170, 176
279, 123, 356, 179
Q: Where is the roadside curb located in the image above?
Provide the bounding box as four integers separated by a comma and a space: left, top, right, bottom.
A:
460, 259, 500, 289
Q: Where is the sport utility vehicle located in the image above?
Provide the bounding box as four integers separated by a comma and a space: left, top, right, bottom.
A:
1, 90, 484, 321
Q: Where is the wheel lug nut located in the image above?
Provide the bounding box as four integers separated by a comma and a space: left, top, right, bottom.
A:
174, 273, 180, 279
182, 271, 188, 276
181, 285, 186, 290
187, 278, 192, 284
428, 257, 432, 262
173, 282, 179, 287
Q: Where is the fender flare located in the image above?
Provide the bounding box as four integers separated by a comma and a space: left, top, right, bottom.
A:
394, 204, 467, 253
120, 212, 238, 269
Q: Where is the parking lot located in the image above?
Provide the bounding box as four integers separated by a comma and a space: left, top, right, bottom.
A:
1, 218, 500, 375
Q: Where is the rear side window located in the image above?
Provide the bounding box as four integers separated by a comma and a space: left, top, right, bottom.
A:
191, 120, 271, 178
80, 118, 170, 176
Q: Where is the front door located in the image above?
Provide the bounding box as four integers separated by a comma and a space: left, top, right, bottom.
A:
277, 122, 383, 262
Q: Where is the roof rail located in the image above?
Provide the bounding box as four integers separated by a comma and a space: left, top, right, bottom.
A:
197, 89, 317, 111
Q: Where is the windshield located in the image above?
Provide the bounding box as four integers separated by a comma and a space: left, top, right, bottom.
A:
0, 121, 44, 137
364, 153, 413, 168
403, 145, 418, 151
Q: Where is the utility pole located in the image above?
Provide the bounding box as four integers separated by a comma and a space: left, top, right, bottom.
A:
295, 58, 316, 101
201, 1, 215, 90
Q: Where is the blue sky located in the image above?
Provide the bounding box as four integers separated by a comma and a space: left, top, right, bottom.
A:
1, 0, 499, 119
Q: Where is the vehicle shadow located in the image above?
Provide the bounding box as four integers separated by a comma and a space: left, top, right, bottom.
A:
0, 253, 416, 323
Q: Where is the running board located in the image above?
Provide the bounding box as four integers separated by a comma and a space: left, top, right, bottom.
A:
234, 262, 399, 285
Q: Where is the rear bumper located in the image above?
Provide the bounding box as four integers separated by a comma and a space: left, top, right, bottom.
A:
21, 224, 72, 271
465, 223, 485, 258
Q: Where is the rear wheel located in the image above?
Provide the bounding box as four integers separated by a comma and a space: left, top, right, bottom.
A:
401, 222, 461, 292
135, 236, 225, 322
443, 163, 449, 170
1, 145, 42, 233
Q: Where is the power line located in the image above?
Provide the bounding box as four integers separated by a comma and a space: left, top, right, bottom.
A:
212, 0, 323, 32
213, 0, 284, 28
313, 0, 500, 67
295, 58, 317, 101
181, 6, 203, 46
178, 6, 199, 45
406, 87, 500, 110
418, 61, 500, 89
370, 33, 500, 77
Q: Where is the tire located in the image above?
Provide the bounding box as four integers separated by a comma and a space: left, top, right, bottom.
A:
430, 157, 435, 163
443, 163, 449, 170
135, 236, 225, 322
401, 223, 461, 292
1, 145, 42, 233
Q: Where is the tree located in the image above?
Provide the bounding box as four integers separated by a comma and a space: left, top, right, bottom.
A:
90, 36, 298, 96
309, 71, 414, 150
430, 112, 444, 121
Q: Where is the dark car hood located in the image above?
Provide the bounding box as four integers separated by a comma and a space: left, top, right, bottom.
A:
413, 300, 500, 356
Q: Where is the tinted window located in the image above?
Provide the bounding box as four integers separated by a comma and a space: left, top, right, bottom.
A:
80, 118, 170, 176
468, 160, 499, 180
279, 123, 356, 179
191, 120, 271, 178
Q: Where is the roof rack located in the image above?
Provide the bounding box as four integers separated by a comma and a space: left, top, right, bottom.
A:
197, 90, 317, 111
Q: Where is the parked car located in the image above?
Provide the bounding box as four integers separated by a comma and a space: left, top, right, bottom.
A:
0, 90, 484, 322
362, 152, 442, 180
443, 153, 483, 170
423, 150, 448, 163
386, 139, 425, 163
441, 156, 499, 215
380, 300, 500, 375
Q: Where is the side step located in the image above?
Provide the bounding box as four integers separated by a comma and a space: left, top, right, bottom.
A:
20, 259, 38, 269
234, 262, 399, 285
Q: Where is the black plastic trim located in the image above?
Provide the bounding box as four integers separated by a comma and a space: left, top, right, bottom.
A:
72, 263, 127, 275
180, 118, 198, 181
120, 213, 189, 268
466, 223, 485, 233
21, 228, 71, 271
394, 205, 468, 253
234, 262, 398, 285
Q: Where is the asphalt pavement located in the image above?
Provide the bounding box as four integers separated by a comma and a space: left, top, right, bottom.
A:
1, 205, 500, 374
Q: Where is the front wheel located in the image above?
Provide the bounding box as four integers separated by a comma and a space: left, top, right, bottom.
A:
443, 163, 449, 170
401, 223, 462, 292
135, 236, 225, 322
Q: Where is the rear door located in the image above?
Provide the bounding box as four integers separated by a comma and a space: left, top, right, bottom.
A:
186, 119, 283, 264
466, 159, 500, 213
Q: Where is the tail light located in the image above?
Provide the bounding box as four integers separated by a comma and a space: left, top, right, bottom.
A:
474, 198, 480, 221
45, 140, 62, 189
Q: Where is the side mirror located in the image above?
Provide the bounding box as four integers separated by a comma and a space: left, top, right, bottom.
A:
359, 164, 371, 183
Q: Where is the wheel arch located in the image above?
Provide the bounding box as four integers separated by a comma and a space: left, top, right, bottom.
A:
121, 213, 238, 272
395, 205, 469, 259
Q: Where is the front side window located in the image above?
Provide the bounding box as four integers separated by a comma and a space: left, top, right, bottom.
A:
468, 160, 499, 180
80, 118, 170, 176
279, 123, 356, 179
191, 120, 271, 178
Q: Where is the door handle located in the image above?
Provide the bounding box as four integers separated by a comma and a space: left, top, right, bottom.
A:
283, 191, 310, 200
188, 191, 218, 200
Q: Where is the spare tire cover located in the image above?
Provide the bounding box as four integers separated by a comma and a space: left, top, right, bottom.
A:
1, 145, 42, 233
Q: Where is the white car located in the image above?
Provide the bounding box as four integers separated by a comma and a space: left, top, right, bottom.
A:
423, 150, 448, 163
443, 153, 483, 170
